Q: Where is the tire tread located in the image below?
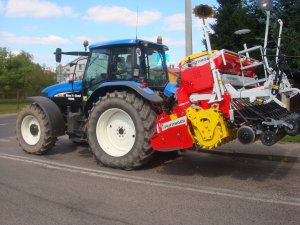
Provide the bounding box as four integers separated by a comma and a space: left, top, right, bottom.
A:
16, 104, 57, 154
87, 91, 157, 169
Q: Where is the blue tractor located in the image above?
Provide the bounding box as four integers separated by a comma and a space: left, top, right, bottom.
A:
16, 38, 175, 169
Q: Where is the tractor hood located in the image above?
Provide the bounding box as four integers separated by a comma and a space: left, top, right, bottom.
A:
42, 80, 83, 98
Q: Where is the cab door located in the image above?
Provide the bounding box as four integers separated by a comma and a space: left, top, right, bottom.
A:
83, 48, 110, 97
109, 47, 134, 81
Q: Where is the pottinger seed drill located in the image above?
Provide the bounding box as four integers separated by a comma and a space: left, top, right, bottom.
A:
150, 3, 300, 151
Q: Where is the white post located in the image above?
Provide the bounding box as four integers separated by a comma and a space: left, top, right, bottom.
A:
185, 0, 193, 56
276, 19, 283, 65
243, 43, 250, 58
263, 11, 270, 69
201, 19, 223, 102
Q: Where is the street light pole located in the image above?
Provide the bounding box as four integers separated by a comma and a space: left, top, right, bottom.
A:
185, 0, 193, 56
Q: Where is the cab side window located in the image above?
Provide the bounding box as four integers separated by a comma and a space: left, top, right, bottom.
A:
110, 47, 133, 80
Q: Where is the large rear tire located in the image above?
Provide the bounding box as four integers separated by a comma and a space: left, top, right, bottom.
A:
87, 91, 157, 169
16, 104, 57, 154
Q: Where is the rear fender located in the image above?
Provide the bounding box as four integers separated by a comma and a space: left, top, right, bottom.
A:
85, 82, 163, 114
27, 96, 65, 137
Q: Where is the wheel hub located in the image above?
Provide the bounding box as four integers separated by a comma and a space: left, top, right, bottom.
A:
30, 124, 39, 136
117, 127, 125, 136
260, 130, 277, 146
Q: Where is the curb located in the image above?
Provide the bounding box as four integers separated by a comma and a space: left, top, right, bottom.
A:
199, 149, 300, 163
0, 113, 17, 118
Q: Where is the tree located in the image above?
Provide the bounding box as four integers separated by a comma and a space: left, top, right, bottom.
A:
0, 48, 56, 105
0, 47, 9, 75
5, 51, 35, 105
274, 0, 300, 66
0, 48, 10, 94
208, 0, 300, 84
210, 0, 300, 55
209, 0, 264, 52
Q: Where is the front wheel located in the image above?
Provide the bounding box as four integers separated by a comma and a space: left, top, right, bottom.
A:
16, 104, 57, 154
87, 91, 157, 169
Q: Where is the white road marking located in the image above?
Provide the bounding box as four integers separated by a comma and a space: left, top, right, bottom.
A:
0, 136, 16, 142
0, 152, 299, 207
0, 123, 8, 126
8, 136, 16, 139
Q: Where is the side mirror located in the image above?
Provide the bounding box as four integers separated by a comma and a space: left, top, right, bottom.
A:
257, 0, 273, 11
55, 48, 62, 63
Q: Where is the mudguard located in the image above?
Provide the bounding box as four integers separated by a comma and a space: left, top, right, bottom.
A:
27, 96, 65, 137
97, 81, 163, 103
85, 81, 163, 114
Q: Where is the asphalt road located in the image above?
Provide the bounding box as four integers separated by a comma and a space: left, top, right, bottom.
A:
0, 114, 300, 225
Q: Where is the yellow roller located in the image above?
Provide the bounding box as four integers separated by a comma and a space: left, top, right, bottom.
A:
186, 106, 235, 149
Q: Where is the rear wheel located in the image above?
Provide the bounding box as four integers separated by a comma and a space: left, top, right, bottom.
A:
16, 104, 57, 154
87, 91, 156, 169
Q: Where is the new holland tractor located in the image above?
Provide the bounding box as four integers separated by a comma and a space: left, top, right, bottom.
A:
16, 3, 300, 170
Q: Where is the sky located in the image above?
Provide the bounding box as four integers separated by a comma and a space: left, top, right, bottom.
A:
0, 0, 218, 70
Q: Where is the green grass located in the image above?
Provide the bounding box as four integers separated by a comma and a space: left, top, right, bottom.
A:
280, 134, 300, 143
0, 99, 29, 114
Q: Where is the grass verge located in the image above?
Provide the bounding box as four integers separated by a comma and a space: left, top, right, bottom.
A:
280, 134, 300, 143
0, 99, 29, 114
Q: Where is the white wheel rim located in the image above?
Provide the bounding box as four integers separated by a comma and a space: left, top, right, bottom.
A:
21, 115, 41, 145
96, 108, 136, 157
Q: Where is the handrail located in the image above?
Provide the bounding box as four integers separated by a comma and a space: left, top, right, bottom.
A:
243, 78, 267, 86
241, 62, 264, 70
238, 45, 263, 55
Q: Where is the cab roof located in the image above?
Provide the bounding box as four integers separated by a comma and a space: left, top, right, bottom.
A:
89, 39, 168, 50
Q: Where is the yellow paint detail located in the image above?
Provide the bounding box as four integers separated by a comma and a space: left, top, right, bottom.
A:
83, 96, 88, 101
186, 106, 235, 149
168, 71, 179, 83
170, 114, 178, 120
180, 50, 218, 66
272, 85, 279, 90
256, 98, 264, 103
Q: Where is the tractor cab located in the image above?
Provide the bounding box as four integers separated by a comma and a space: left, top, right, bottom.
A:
47, 38, 169, 115
84, 39, 169, 97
